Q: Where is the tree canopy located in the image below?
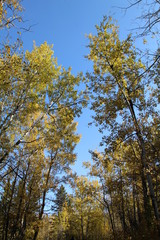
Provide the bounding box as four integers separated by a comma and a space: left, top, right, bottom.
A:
0, 1, 160, 240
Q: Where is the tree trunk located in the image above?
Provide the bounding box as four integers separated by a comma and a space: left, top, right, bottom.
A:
120, 170, 126, 234
128, 99, 160, 233
103, 196, 116, 240
11, 161, 30, 240
116, 79, 160, 233
5, 171, 18, 240
114, 69, 160, 230
33, 151, 57, 240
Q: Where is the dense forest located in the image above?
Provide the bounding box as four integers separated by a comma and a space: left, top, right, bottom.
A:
0, 1, 160, 239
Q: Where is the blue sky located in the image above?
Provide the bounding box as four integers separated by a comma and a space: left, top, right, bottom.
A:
19, 0, 148, 176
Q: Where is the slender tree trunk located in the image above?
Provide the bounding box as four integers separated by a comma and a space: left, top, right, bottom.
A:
128, 100, 160, 234
93, 191, 116, 240
81, 213, 84, 240
33, 151, 57, 240
11, 161, 30, 240
86, 208, 91, 240
2, 178, 11, 240
131, 143, 151, 225
19, 179, 34, 240
114, 69, 160, 231
5, 169, 18, 240
119, 170, 127, 239
136, 193, 142, 225
110, 191, 116, 234
103, 197, 116, 240
132, 172, 137, 228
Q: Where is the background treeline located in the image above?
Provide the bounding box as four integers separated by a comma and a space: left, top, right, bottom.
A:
0, 1, 160, 240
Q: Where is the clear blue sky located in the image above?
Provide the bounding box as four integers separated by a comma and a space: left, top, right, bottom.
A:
19, 0, 146, 176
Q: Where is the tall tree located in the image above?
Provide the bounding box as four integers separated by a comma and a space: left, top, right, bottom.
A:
54, 185, 68, 213
86, 16, 160, 236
